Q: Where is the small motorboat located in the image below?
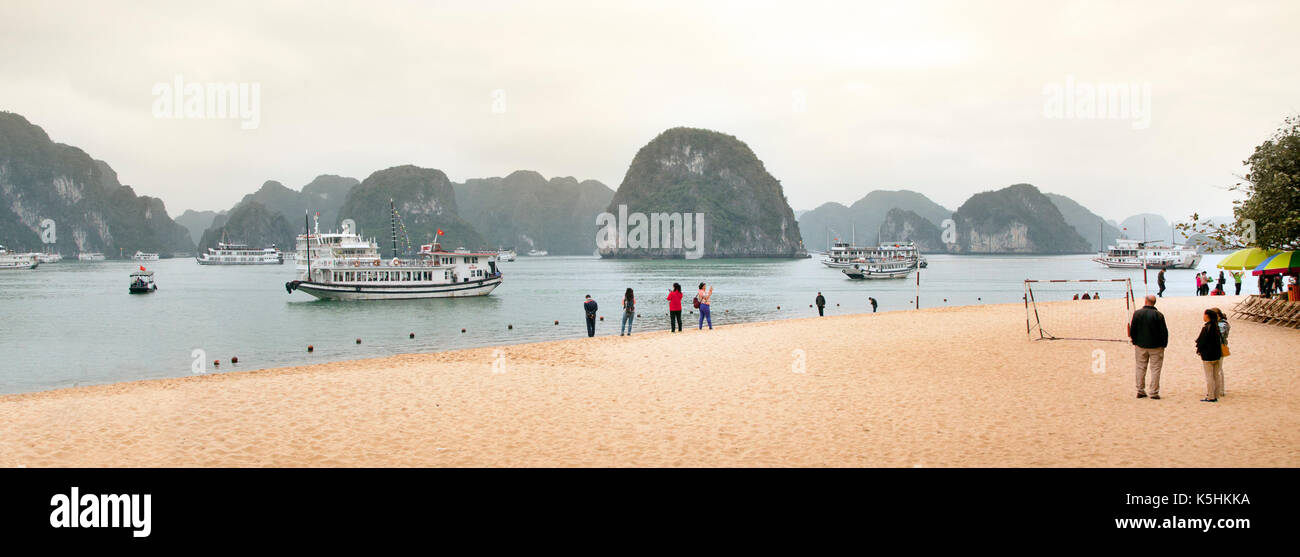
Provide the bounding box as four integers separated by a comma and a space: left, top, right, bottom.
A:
129, 268, 158, 294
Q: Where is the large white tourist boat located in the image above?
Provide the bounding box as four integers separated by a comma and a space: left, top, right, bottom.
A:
822, 241, 922, 269
197, 238, 284, 265
36, 250, 63, 263
0, 244, 40, 270
285, 210, 503, 300
132, 251, 160, 261
1092, 239, 1201, 269
77, 252, 106, 261
526, 249, 548, 257
496, 248, 517, 262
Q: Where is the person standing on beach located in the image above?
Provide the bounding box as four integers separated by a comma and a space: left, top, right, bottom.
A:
583, 295, 598, 337
815, 292, 826, 316
1217, 271, 1226, 292
1195, 309, 1224, 403
696, 282, 713, 330
1195, 272, 1204, 296
1231, 270, 1243, 295
1128, 295, 1169, 400
1212, 307, 1229, 398
1157, 269, 1166, 297
666, 283, 684, 333
869, 297, 878, 312
620, 288, 636, 336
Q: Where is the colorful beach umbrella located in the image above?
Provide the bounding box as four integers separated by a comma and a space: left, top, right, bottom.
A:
1217, 247, 1278, 270
1251, 251, 1300, 276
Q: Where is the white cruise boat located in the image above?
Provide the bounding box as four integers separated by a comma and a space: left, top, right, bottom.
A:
526, 249, 548, 257
197, 239, 284, 265
36, 250, 63, 263
0, 244, 40, 270
496, 248, 517, 262
78, 252, 106, 261
1092, 239, 1201, 269
132, 251, 160, 261
822, 241, 922, 268
842, 257, 918, 279
285, 211, 503, 300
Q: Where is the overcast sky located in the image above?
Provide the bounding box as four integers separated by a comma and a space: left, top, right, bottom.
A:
2, 0, 1297, 222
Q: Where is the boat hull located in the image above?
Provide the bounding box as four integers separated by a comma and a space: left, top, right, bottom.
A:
0, 261, 39, 270
286, 276, 503, 300
1091, 256, 1201, 270
843, 270, 913, 279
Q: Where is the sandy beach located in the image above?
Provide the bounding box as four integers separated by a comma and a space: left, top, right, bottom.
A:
2, 295, 1296, 467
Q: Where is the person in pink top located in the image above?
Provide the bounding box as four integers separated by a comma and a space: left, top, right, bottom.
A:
666, 283, 684, 332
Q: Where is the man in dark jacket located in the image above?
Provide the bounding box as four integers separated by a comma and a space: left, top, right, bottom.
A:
583, 295, 598, 337
1157, 269, 1166, 297
1128, 295, 1169, 399
815, 292, 826, 316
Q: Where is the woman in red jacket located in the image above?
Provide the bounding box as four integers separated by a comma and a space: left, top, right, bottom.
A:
666, 283, 683, 332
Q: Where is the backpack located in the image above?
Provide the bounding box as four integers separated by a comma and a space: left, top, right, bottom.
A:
692, 296, 701, 309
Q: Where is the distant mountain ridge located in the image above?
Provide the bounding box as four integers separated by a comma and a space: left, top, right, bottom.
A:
798, 189, 951, 251
337, 165, 484, 257
454, 170, 614, 255
948, 184, 1089, 253
0, 111, 193, 257
197, 201, 295, 253
1044, 193, 1121, 252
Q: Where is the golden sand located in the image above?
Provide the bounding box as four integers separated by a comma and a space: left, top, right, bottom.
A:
1, 295, 1296, 467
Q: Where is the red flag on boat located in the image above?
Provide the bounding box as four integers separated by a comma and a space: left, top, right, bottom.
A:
139, 266, 145, 271
437, 229, 444, 236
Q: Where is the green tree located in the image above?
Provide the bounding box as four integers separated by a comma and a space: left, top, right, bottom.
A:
1179, 116, 1300, 250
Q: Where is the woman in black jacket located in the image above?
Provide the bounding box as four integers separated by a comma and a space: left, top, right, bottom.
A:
1195, 309, 1224, 402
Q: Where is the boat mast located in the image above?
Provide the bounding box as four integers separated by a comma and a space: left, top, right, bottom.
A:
390, 199, 398, 258
304, 210, 311, 280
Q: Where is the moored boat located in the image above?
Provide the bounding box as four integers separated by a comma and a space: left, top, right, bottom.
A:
129, 268, 157, 293
0, 244, 40, 270
842, 258, 918, 279
132, 251, 160, 261
1092, 239, 1201, 269
78, 252, 106, 261
197, 239, 284, 265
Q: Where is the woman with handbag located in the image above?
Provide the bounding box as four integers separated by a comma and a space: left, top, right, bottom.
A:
1195, 309, 1224, 403
696, 282, 713, 330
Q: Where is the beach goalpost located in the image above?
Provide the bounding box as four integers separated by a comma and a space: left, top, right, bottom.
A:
1024, 278, 1135, 342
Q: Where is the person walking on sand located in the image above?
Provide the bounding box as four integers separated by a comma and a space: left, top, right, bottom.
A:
1157, 269, 1166, 297
696, 282, 713, 330
869, 297, 878, 312
666, 283, 684, 333
1195, 309, 1224, 402
583, 294, 598, 337
815, 292, 826, 316
1231, 270, 1243, 295
619, 288, 636, 336
1212, 307, 1230, 398
1128, 295, 1169, 400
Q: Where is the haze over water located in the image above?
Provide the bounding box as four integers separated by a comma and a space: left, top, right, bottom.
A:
0, 254, 1227, 394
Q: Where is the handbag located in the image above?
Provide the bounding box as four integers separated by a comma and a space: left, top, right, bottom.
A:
692, 296, 701, 309
1221, 343, 1230, 357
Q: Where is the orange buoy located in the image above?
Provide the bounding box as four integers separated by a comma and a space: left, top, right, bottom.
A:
409, 332, 415, 339
508, 324, 513, 330
356, 338, 361, 344
461, 328, 466, 333
307, 345, 314, 352
231, 356, 238, 364
777, 305, 781, 310
213, 360, 220, 367
554, 320, 559, 325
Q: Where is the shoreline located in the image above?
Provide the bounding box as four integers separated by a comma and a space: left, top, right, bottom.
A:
2, 295, 1296, 467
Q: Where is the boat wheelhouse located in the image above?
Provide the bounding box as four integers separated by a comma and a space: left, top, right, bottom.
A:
1092, 239, 1201, 269
197, 240, 284, 265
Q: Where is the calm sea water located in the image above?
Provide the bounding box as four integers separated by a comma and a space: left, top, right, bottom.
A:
0, 253, 1229, 394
